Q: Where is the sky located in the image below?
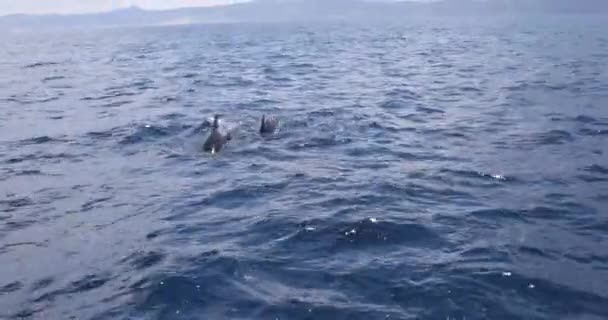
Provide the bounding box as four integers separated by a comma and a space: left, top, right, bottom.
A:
0, 0, 251, 15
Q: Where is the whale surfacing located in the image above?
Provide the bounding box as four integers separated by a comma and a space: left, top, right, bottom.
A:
203, 114, 230, 154
260, 115, 279, 136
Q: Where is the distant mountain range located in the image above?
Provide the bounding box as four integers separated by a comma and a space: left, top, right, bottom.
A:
2, 0, 607, 30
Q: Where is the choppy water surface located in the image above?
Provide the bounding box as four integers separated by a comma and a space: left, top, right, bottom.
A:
1, 16, 608, 320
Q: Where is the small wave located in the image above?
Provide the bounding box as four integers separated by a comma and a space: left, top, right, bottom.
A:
23, 61, 60, 69
287, 136, 353, 151
267, 53, 292, 60
145, 229, 167, 240
42, 75, 66, 82
440, 265, 608, 319
182, 73, 198, 79
0, 197, 34, 211
5, 152, 84, 164
0, 241, 47, 255
438, 168, 510, 187
523, 206, 582, 220
546, 83, 568, 91
159, 112, 187, 120
442, 131, 468, 139
119, 123, 186, 145
15, 170, 44, 176
263, 66, 277, 74
81, 196, 113, 212
252, 98, 281, 105
157, 95, 179, 103
105, 80, 157, 91
416, 106, 445, 114
304, 218, 443, 251
12, 308, 40, 319
96, 100, 134, 108
1, 220, 36, 232
86, 129, 116, 140
459, 246, 510, 261
580, 218, 608, 233
579, 128, 608, 136
308, 109, 336, 117
121, 250, 166, 270
577, 174, 608, 183
265, 75, 294, 83
583, 164, 608, 175
366, 120, 400, 133
380, 99, 409, 109
469, 208, 527, 224
19, 135, 68, 145
257, 218, 438, 260
399, 113, 427, 123
440, 168, 509, 181
4, 96, 60, 105
535, 130, 574, 145
516, 245, 556, 259
289, 62, 315, 69
503, 82, 529, 92
196, 76, 255, 88
81, 92, 137, 101
0, 282, 23, 295
31, 277, 54, 291
23, 136, 54, 144
375, 181, 476, 205
168, 181, 290, 216
386, 88, 420, 100
33, 273, 112, 304
573, 115, 599, 124
124, 273, 216, 319
460, 86, 482, 93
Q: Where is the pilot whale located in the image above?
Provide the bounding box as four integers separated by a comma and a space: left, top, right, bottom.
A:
203, 114, 231, 154
259, 115, 279, 136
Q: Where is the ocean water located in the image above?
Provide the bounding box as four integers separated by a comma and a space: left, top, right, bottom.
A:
1, 15, 608, 320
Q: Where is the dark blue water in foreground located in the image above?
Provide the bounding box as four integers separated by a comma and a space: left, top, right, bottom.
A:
1, 16, 608, 320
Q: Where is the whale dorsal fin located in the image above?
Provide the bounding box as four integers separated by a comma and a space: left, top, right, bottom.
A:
260, 114, 279, 136
212, 114, 220, 129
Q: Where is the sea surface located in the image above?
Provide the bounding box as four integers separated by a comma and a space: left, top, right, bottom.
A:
1, 15, 608, 320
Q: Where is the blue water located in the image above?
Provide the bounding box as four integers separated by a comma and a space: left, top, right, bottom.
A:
1, 16, 608, 320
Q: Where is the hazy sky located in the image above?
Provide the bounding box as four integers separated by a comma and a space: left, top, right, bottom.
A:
0, 0, 251, 15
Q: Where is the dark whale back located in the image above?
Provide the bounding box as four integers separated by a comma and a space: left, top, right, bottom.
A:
260, 115, 279, 136
203, 114, 228, 153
